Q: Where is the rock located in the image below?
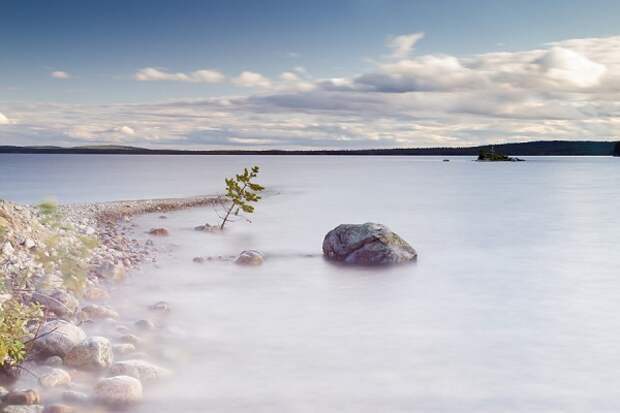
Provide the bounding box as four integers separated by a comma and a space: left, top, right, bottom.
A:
192, 256, 205, 264
96, 262, 125, 282
234, 250, 264, 266
0, 386, 8, 398
43, 356, 63, 367
60, 391, 88, 405
79, 304, 119, 320
108, 360, 171, 384
93, 376, 143, 407
112, 343, 136, 356
32, 290, 79, 318
38, 368, 71, 388
23, 239, 36, 250
148, 301, 170, 312
82, 286, 109, 301
147, 228, 168, 236
3, 390, 40, 405
2, 406, 44, 413
1, 241, 14, 256
64, 336, 113, 370
0, 293, 12, 306
33, 320, 87, 358
194, 224, 220, 232
42, 404, 75, 413
322, 223, 417, 266
134, 319, 155, 331
119, 334, 141, 346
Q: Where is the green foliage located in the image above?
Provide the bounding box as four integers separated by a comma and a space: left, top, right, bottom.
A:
38, 199, 61, 226
220, 166, 265, 229
0, 293, 43, 367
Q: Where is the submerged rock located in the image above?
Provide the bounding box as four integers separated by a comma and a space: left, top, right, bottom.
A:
42, 404, 75, 413
148, 301, 171, 313
194, 223, 220, 232
234, 250, 264, 266
322, 223, 417, 266
147, 228, 168, 236
108, 360, 171, 383
96, 261, 125, 282
33, 320, 87, 358
79, 304, 119, 320
64, 336, 113, 370
3, 390, 40, 405
93, 376, 143, 407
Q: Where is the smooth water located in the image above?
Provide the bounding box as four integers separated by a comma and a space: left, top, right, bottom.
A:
2, 154, 620, 412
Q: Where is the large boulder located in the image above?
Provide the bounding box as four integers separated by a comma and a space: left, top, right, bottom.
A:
33, 320, 86, 358
93, 376, 143, 407
32, 290, 79, 319
64, 336, 113, 370
322, 223, 417, 266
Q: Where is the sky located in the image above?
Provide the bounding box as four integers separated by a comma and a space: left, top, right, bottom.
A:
1, 0, 620, 149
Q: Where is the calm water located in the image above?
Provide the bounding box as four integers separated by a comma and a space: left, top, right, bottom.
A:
2, 154, 620, 412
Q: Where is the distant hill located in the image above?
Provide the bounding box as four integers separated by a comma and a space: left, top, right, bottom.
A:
0, 141, 618, 156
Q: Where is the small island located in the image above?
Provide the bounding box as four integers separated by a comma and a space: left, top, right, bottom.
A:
477, 148, 524, 162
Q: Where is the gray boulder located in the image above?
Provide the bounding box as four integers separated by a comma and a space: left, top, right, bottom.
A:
93, 376, 142, 407
322, 223, 417, 266
64, 336, 113, 370
33, 320, 86, 358
32, 290, 79, 319
108, 359, 171, 383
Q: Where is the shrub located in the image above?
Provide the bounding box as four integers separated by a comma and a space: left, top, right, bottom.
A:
219, 166, 265, 229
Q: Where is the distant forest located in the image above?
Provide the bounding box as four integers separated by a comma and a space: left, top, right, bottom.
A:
1, 140, 619, 156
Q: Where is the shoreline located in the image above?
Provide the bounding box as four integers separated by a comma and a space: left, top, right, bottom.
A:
0, 194, 224, 411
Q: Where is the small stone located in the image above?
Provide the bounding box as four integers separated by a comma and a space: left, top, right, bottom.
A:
82, 286, 109, 301
192, 256, 205, 264
93, 376, 143, 407
64, 336, 113, 370
23, 239, 36, 249
0, 386, 8, 398
96, 262, 125, 282
60, 391, 89, 405
148, 301, 170, 312
134, 319, 155, 331
1, 241, 14, 256
112, 343, 136, 356
79, 304, 119, 320
108, 360, 171, 384
43, 356, 63, 367
42, 404, 75, 413
4, 390, 40, 405
147, 228, 168, 237
119, 334, 141, 346
38, 368, 71, 388
234, 250, 264, 266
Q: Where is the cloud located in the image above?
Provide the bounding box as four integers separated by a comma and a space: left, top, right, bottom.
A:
2, 34, 620, 149
51, 71, 71, 79
118, 126, 135, 135
135, 67, 225, 83
232, 71, 272, 88
0, 112, 9, 125
387, 32, 425, 58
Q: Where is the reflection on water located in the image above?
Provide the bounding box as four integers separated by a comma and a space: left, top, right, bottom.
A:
3, 155, 620, 411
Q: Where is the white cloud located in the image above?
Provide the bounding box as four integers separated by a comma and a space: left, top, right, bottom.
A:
135, 67, 225, 83
2, 34, 620, 149
51, 71, 71, 79
387, 32, 425, 58
232, 71, 272, 88
119, 126, 135, 135
0, 112, 9, 125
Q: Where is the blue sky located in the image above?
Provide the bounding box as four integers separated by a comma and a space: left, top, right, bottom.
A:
1, 0, 620, 148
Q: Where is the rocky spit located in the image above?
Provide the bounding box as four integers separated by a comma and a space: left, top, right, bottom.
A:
0, 195, 223, 413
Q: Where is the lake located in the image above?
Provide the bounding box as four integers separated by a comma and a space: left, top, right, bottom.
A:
2, 154, 620, 412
